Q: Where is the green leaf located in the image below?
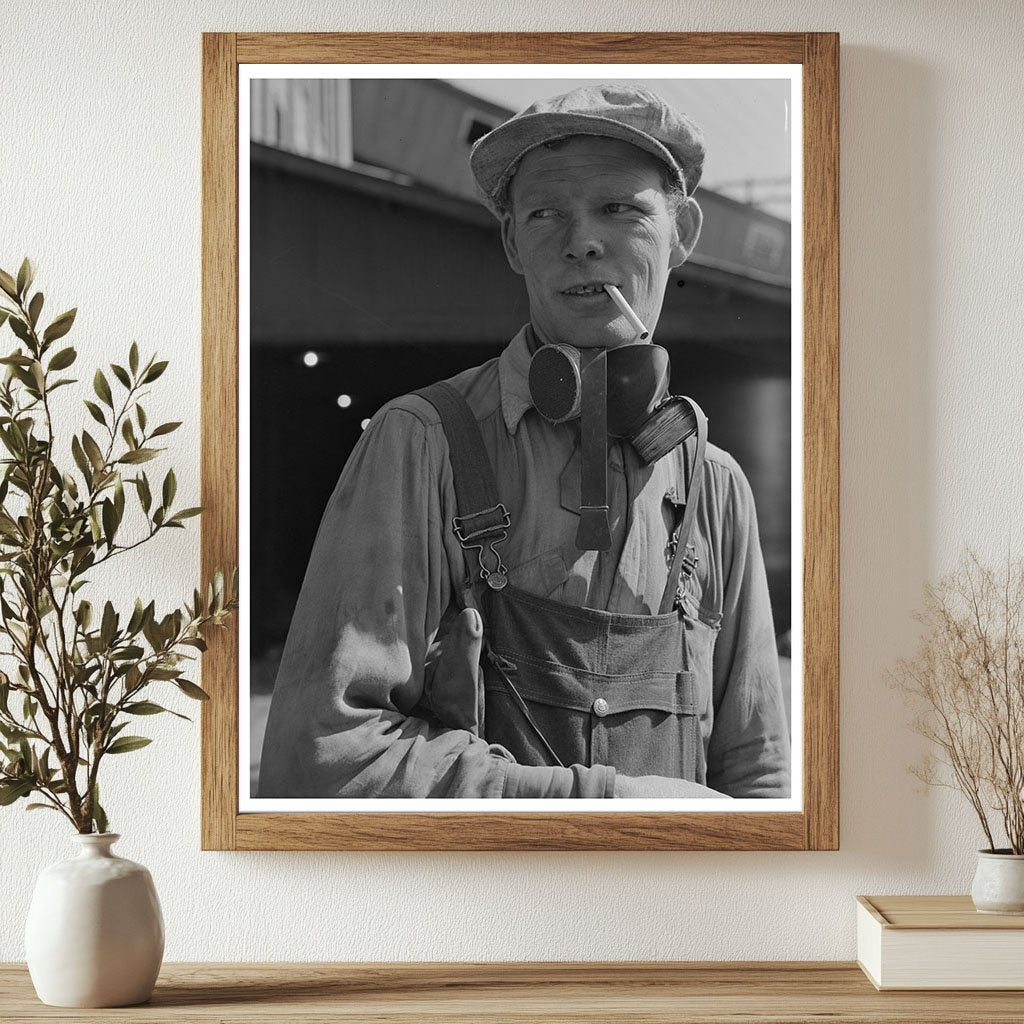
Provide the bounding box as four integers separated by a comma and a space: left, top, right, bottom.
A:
8, 317, 32, 344
91, 784, 108, 834
129, 342, 139, 375
113, 475, 125, 521
93, 369, 113, 409
0, 309, 9, 330
126, 598, 145, 635
0, 352, 33, 366
175, 679, 210, 701
47, 346, 76, 371
29, 361, 45, 392
124, 700, 170, 715
26, 802, 61, 813
136, 404, 147, 432
88, 506, 102, 543
27, 291, 43, 328
100, 601, 117, 647
71, 435, 92, 482
150, 421, 181, 438
136, 472, 152, 513
101, 498, 117, 546
142, 360, 168, 384
16, 258, 34, 298
0, 722, 28, 743
0, 268, 18, 300
162, 468, 176, 508
84, 400, 107, 427
42, 308, 76, 344
105, 735, 152, 755
117, 448, 158, 465
110, 363, 131, 389
110, 644, 144, 661
121, 418, 137, 450
147, 666, 181, 680
0, 779, 33, 805
81, 431, 105, 471
168, 507, 202, 524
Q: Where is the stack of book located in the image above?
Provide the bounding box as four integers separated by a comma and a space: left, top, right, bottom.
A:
857, 895, 1024, 990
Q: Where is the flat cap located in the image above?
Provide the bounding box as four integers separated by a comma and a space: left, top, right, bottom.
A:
470, 83, 705, 215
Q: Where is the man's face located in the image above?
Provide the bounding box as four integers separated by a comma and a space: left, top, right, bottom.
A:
500, 135, 700, 350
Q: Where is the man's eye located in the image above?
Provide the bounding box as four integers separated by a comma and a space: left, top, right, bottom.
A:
528, 208, 558, 219
606, 202, 636, 213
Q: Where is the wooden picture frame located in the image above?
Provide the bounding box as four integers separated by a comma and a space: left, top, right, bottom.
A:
201, 32, 839, 851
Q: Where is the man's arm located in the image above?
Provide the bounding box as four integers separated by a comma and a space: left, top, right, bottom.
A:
705, 463, 792, 798
258, 403, 614, 800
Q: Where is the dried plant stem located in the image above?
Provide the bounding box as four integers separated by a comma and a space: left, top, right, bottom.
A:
895, 551, 1024, 854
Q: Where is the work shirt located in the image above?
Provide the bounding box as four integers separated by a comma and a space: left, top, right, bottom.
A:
259, 327, 791, 800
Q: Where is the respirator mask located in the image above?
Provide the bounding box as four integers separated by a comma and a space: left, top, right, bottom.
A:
528, 342, 704, 551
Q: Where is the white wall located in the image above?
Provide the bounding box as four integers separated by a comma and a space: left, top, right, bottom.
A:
2, 0, 1022, 962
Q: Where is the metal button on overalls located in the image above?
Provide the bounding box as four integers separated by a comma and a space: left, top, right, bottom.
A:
592, 698, 609, 717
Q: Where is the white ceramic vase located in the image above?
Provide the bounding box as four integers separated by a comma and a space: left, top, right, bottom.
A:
971, 849, 1024, 915
25, 833, 164, 1007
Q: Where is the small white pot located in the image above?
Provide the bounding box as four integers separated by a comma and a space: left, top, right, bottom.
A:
25, 833, 164, 1007
971, 849, 1024, 915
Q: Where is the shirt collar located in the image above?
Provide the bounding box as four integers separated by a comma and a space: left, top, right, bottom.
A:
498, 324, 537, 434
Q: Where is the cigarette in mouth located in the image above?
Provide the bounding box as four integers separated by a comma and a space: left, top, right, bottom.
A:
603, 284, 649, 340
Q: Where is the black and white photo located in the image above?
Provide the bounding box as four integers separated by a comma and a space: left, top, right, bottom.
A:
241, 71, 800, 811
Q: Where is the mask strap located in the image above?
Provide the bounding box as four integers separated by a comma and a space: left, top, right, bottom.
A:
576, 350, 612, 551
658, 398, 708, 614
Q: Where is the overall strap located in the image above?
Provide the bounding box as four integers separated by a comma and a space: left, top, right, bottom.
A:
658, 397, 709, 615
416, 382, 562, 765
414, 381, 511, 591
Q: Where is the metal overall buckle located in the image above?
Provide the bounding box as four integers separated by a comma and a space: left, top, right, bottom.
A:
673, 545, 699, 611
453, 503, 511, 591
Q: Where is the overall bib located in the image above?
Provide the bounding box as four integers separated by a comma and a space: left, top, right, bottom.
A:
417, 382, 708, 782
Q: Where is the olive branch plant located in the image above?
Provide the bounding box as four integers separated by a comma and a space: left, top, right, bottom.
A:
894, 551, 1024, 854
0, 259, 236, 834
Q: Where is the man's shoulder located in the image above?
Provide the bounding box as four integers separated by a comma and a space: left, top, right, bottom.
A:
698, 442, 760, 514
381, 356, 503, 429
703, 442, 744, 478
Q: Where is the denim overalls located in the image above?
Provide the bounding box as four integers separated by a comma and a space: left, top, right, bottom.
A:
418, 381, 708, 782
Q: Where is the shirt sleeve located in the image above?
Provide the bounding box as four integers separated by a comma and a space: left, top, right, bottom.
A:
705, 463, 792, 798
258, 402, 614, 800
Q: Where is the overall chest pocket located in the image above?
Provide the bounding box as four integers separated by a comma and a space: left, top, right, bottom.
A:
481, 587, 707, 781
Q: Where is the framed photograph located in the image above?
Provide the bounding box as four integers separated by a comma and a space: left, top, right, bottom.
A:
201, 33, 838, 850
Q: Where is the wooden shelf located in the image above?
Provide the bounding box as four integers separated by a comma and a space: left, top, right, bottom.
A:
3, 962, 1024, 1022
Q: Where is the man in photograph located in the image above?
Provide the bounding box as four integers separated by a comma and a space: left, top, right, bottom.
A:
259, 84, 790, 800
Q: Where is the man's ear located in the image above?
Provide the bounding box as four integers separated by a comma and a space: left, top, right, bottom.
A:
500, 214, 525, 276
669, 197, 703, 269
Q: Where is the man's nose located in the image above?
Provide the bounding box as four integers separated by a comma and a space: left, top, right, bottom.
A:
561, 215, 604, 261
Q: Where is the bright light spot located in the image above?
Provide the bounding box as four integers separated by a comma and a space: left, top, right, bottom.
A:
336, 394, 352, 409
360, 418, 370, 430
302, 351, 319, 367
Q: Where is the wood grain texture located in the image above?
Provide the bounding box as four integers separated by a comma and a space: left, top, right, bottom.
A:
801, 33, 841, 852
200, 32, 239, 852
3, 962, 1023, 1023
235, 811, 806, 852
201, 32, 841, 851
235, 32, 807, 64
862, 895, 1024, 929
